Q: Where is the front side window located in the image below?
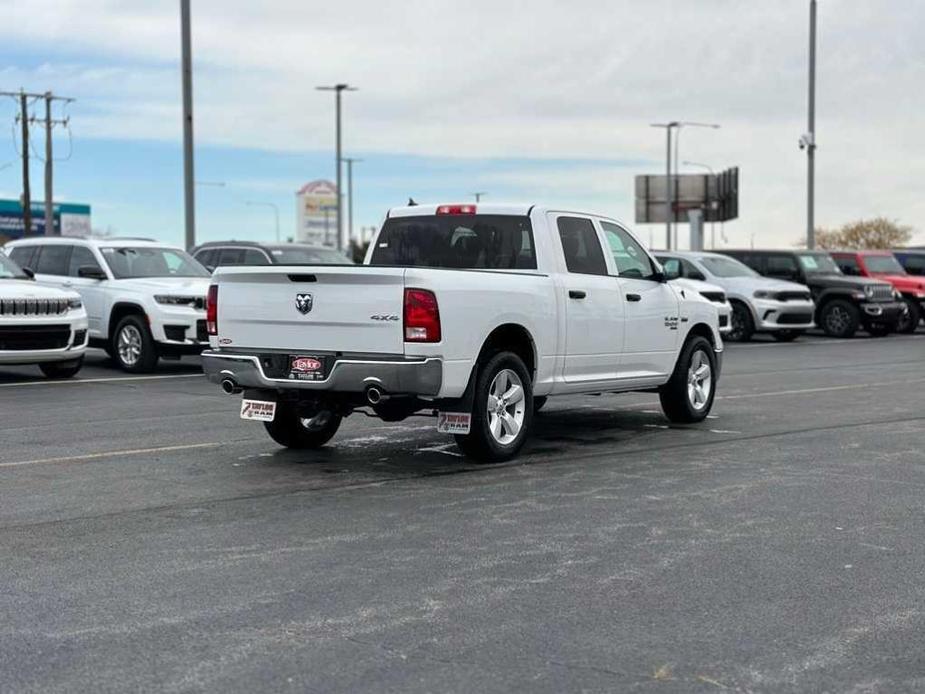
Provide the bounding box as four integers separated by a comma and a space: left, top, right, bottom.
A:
242, 249, 271, 265
35, 245, 71, 276
797, 253, 841, 275
8, 245, 37, 270
681, 259, 706, 281
0, 252, 29, 279
68, 246, 103, 277
370, 214, 536, 270
766, 254, 800, 279
557, 217, 607, 276
697, 255, 759, 278
101, 247, 209, 279
600, 222, 656, 280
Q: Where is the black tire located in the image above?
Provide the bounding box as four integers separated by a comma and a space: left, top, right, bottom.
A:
727, 301, 754, 342
897, 298, 921, 334
263, 401, 342, 449
771, 330, 803, 342
112, 315, 159, 373
39, 356, 84, 379
819, 300, 860, 338
659, 336, 717, 424
533, 396, 548, 414
455, 351, 533, 463
866, 323, 893, 338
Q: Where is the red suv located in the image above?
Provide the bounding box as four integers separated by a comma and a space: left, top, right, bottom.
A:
830, 251, 924, 333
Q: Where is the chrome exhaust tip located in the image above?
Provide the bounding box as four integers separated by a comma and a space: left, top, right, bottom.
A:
221, 378, 242, 395
366, 386, 384, 405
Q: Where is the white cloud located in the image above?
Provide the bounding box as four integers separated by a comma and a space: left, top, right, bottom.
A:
0, 0, 923, 245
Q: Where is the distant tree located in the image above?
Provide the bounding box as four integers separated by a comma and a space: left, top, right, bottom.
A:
811, 217, 914, 250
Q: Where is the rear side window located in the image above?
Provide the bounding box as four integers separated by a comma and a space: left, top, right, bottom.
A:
194, 249, 216, 267
370, 215, 536, 270
242, 249, 270, 265
35, 245, 71, 276
218, 248, 246, 266
900, 255, 925, 276
8, 245, 37, 270
836, 255, 862, 276
766, 254, 800, 279
557, 217, 607, 276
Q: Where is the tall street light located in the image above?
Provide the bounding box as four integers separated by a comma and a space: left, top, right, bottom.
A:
650, 122, 678, 249
316, 83, 357, 252
683, 160, 718, 249
804, 0, 818, 249
342, 157, 362, 247
673, 121, 721, 249
245, 201, 280, 243
180, 0, 196, 250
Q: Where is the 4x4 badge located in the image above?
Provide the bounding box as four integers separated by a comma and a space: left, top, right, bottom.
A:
295, 293, 313, 315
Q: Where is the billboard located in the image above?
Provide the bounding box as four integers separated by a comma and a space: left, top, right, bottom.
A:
0, 199, 92, 242
296, 180, 338, 246
635, 167, 739, 224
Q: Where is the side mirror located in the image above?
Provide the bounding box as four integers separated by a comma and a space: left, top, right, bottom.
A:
205, 265, 216, 273
78, 265, 107, 280
21, 266, 35, 279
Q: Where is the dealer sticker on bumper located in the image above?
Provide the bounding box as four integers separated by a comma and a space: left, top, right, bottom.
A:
437, 412, 471, 435
240, 399, 276, 422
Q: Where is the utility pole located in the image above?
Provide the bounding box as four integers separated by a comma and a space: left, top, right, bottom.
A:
316, 84, 357, 252
36, 92, 73, 236
181, 0, 196, 250
472, 192, 487, 202
19, 91, 31, 236
343, 157, 362, 246
805, 0, 818, 249
650, 122, 677, 249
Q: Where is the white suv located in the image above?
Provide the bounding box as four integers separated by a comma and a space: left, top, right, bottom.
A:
5, 237, 211, 372
656, 251, 815, 342
0, 252, 88, 378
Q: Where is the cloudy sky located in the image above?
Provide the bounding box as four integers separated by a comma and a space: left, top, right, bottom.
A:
0, 0, 923, 248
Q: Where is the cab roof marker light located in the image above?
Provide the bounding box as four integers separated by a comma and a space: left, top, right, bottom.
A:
436, 204, 477, 216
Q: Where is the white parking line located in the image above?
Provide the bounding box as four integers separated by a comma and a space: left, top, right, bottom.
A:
719, 376, 925, 400
0, 442, 220, 468
0, 373, 203, 388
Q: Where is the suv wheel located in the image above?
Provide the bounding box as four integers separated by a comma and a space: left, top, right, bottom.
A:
455, 351, 533, 463
39, 357, 84, 379
820, 300, 860, 338
727, 301, 754, 342
897, 298, 921, 334
113, 315, 159, 373
264, 402, 342, 449
659, 336, 716, 423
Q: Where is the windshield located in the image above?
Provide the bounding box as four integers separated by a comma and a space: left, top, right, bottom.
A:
269, 246, 352, 264
797, 253, 841, 274
101, 247, 210, 279
697, 255, 759, 278
864, 255, 905, 274
370, 215, 536, 269
0, 252, 28, 279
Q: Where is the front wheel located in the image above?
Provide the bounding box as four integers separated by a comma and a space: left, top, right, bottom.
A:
897, 298, 921, 334
263, 402, 342, 449
455, 351, 533, 463
39, 357, 84, 379
820, 300, 860, 338
727, 301, 754, 342
659, 336, 717, 424
771, 330, 803, 342
112, 315, 159, 373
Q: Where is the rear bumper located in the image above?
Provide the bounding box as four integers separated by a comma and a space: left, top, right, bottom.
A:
201, 350, 443, 396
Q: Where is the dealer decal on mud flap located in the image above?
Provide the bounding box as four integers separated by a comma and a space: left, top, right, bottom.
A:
240, 399, 277, 422
437, 412, 471, 435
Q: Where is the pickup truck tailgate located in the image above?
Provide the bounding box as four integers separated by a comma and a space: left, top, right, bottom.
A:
215, 266, 406, 354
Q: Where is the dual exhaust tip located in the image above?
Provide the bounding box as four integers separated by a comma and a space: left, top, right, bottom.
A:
221, 377, 386, 406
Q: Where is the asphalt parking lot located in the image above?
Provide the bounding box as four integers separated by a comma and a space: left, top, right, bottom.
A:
2, 332, 925, 692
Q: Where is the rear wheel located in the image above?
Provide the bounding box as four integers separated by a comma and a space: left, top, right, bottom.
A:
39, 357, 84, 379
897, 298, 921, 334
820, 300, 860, 338
727, 301, 754, 342
659, 336, 716, 423
112, 315, 159, 372
455, 351, 533, 463
264, 402, 342, 449
771, 330, 802, 342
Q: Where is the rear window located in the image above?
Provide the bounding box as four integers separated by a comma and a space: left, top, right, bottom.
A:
369, 215, 536, 270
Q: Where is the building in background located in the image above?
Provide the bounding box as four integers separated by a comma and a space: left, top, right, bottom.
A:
0, 199, 92, 243
295, 180, 338, 246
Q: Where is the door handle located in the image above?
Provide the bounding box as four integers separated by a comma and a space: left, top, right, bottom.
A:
569, 290, 587, 300
62, 282, 74, 288
626, 293, 642, 302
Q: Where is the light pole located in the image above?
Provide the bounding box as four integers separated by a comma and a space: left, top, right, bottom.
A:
342, 157, 362, 246
673, 122, 720, 249
245, 201, 280, 243
180, 0, 196, 250
650, 122, 678, 249
804, 0, 818, 249
472, 192, 487, 202
316, 83, 357, 253
683, 160, 718, 249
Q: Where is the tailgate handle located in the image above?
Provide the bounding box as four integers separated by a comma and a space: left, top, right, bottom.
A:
287, 274, 317, 283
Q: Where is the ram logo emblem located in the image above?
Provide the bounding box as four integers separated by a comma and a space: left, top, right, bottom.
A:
295, 293, 313, 315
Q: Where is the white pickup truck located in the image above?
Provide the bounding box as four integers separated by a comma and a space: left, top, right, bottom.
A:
202, 203, 723, 461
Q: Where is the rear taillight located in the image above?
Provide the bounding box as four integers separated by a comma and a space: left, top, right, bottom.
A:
403, 288, 441, 342
436, 204, 476, 215
206, 284, 218, 335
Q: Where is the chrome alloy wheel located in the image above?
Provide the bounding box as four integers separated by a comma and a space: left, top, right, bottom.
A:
825, 304, 851, 334
487, 368, 526, 445
117, 324, 143, 366
687, 349, 713, 411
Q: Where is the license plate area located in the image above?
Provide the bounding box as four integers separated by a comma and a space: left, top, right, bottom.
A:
288, 354, 327, 382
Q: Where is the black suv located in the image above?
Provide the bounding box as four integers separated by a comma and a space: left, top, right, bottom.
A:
190, 241, 352, 270
719, 249, 905, 338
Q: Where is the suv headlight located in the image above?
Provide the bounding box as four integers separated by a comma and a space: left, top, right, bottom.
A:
154, 295, 204, 308
893, 289, 903, 300
864, 285, 874, 298
67, 297, 82, 310
753, 290, 775, 299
